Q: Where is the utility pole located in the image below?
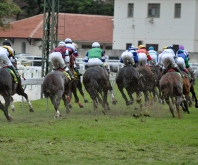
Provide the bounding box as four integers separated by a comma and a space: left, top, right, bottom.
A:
41, 0, 59, 77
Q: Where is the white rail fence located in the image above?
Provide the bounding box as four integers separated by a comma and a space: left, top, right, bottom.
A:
0, 61, 198, 102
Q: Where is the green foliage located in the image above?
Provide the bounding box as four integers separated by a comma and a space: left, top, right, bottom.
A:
21, 0, 114, 16
0, 83, 198, 164
0, 0, 21, 30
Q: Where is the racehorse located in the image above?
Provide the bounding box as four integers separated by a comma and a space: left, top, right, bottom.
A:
0, 68, 34, 121
116, 66, 142, 106
116, 65, 145, 117
83, 66, 117, 114
150, 66, 163, 102
160, 71, 189, 119
43, 70, 71, 118
138, 65, 156, 105
182, 71, 198, 108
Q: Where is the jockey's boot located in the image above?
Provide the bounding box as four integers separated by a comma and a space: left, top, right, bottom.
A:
184, 68, 193, 81
74, 68, 82, 77
174, 66, 184, 78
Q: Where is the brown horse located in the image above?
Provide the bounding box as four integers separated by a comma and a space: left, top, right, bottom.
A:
150, 66, 163, 102
43, 70, 71, 118
83, 66, 117, 114
138, 65, 156, 105
160, 70, 189, 119
0, 68, 34, 121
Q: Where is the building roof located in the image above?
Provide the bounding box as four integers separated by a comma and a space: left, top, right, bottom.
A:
0, 13, 113, 43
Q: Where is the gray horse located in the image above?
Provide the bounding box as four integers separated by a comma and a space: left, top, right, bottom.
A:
83, 66, 117, 114
0, 68, 34, 121
43, 70, 72, 118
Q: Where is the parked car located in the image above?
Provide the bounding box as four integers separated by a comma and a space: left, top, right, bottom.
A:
16, 54, 42, 66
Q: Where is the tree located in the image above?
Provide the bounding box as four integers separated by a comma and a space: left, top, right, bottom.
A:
20, 0, 114, 17
0, 0, 21, 30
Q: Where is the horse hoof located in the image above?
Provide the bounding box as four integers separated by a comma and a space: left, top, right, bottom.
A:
69, 105, 72, 108
84, 100, 88, 103
80, 105, 84, 108
133, 114, 140, 118
144, 113, 150, 117
112, 101, 117, 105
29, 108, 34, 112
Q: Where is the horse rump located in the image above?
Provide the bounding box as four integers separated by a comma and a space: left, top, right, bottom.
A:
43, 74, 59, 98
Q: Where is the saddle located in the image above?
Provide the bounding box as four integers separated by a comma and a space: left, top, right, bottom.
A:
55, 68, 72, 81
5, 67, 18, 83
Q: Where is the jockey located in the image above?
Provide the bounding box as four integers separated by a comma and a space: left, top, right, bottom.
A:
148, 46, 158, 66
50, 41, 75, 81
65, 38, 81, 77
0, 41, 20, 83
177, 45, 189, 60
158, 45, 184, 77
176, 50, 192, 80
120, 45, 138, 67
137, 45, 152, 66
157, 45, 167, 67
84, 42, 106, 67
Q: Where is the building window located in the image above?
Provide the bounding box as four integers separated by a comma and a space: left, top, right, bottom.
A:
82, 45, 91, 49
138, 41, 143, 47
146, 44, 158, 51
128, 3, 134, 17
126, 43, 133, 50
175, 4, 181, 18
21, 42, 26, 53
148, 4, 160, 18
173, 45, 179, 51
105, 46, 112, 50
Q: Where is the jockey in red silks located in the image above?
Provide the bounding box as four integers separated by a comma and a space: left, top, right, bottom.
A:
49, 41, 75, 81
65, 38, 82, 77
137, 45, 152, 66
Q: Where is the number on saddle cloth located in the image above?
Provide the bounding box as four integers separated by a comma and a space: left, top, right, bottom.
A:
6, 68, 18, 83
73, 70, 80, 80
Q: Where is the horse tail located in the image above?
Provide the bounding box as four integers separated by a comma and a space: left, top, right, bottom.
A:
43, 75, 59, 98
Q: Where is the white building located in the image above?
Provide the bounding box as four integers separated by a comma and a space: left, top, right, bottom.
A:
113, 0, 198, 52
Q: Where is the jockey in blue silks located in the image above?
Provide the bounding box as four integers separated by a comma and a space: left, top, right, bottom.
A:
148, 46, 158, 66
120, 45, 138, 67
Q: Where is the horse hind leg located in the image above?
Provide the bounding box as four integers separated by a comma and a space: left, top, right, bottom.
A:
3, 96, 13, 122
62, 95, 70, 114
16, 87, 34, 112
165, 97, 175, 118
72, 85, 84, 108
117, 85, 130, 106
77, 81, 88, 103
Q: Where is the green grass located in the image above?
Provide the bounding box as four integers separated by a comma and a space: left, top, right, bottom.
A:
0, 82, 198, 165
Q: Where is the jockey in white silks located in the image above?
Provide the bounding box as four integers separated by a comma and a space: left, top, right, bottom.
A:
176, 50, 192, 80
120, 45, 138, 67
136, 45, 152, 66
158, 46, 184, 77
49, 41, 75, 80
148, 46, 158, 66
0, 40, 20, 83
120, 51, 135, 66
84, 42, 105, 67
